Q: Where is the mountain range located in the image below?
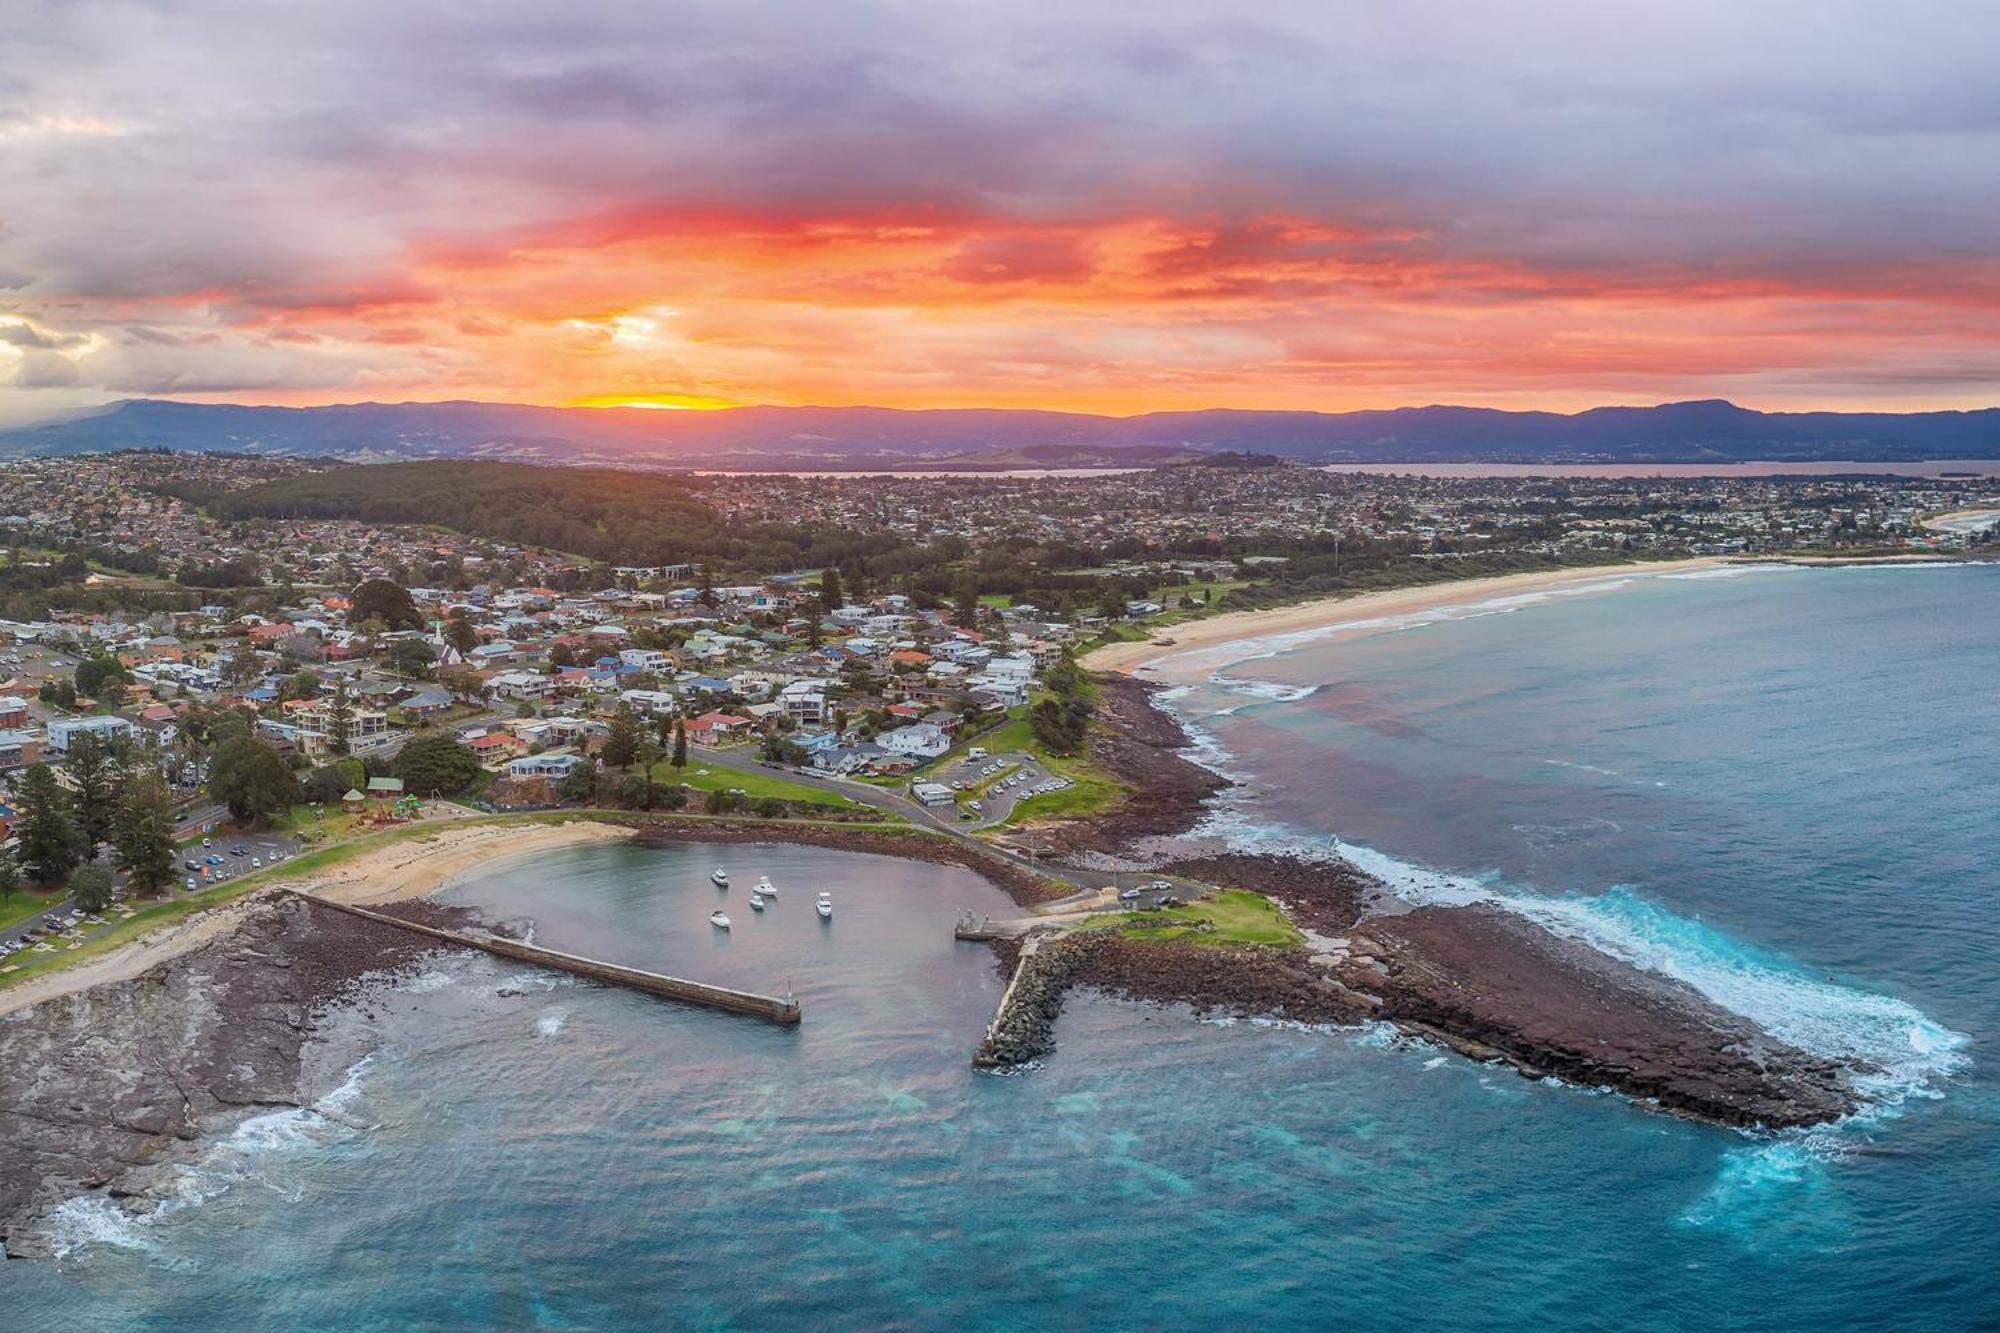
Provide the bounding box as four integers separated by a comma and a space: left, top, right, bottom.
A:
4, 397, 1999, 467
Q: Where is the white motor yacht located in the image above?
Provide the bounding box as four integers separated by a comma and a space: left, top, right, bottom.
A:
710, 868, 729, 888
709, 910, 732, 929
749, 892, 766, 912
815, 892, 833, 920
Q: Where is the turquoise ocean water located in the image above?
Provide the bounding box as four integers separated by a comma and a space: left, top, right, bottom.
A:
8, 564, 1996, 1328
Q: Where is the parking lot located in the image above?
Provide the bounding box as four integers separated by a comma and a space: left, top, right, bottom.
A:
930, 750, 1075, 827
0, 829, 302, 962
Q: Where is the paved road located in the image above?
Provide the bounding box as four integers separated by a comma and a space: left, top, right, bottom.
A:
686, 744, 1190, 908
0, 828, 301, 955
927, 751, 1058, 829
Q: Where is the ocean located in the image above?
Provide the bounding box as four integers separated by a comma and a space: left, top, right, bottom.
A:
8, 565, 1997, 1329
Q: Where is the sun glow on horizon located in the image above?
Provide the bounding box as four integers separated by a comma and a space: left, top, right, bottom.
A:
568, 392, 741, 411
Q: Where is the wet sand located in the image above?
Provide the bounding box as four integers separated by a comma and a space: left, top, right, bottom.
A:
1080, 558, 1724, 679
0, 819, 628, 1021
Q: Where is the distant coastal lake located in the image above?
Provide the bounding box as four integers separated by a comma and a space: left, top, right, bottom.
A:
1319, 459, 2000, 479
690, 460, 2000, 480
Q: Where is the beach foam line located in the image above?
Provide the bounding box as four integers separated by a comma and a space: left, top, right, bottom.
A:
1215, 818, 1971, 1108
1146, 573, 1646, 682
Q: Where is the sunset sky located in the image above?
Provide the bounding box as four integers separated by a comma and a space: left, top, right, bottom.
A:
2, 1, 1997, 424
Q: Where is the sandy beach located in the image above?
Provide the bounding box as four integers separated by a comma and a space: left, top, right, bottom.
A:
1080, 557, 1726, 680
0, 818, 628, 1020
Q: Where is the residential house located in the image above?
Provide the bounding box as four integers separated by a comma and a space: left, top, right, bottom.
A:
877, 722, 950, 760
47, 714, 139, 752
687, 710, 755, 744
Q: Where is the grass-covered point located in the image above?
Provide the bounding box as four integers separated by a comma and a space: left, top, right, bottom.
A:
1080, 890, 1303, 949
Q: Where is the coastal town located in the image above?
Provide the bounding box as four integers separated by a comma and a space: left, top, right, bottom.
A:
0, 452, 1992, 907
0, 449, 1991, 1259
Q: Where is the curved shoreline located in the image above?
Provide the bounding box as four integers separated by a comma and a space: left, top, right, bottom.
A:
0, 819, 628, 1022
1079, 558, 1726, 677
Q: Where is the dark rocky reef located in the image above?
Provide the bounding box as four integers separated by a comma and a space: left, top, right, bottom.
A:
0, 897, 478, 1257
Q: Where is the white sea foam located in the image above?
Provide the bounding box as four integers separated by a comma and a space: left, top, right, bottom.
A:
1153, 574, 1643, 682
1250, 826, 1972, 1109
42, 1054, 379, 1260
537, 1006, 570, 1037
42, 1196, 160, 1259
1658, 563, 1796, 581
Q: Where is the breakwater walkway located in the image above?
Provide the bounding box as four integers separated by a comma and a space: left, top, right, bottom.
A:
294, 892, 802, 1025
972, 931, 1105, 1068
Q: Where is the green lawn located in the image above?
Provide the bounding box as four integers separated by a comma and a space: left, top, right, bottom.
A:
653, 760, 863, 810
973, 716, 1129, 827
1081, 889, 1303, 949
1148, 578, 1249, 607
0, 889, 66, 933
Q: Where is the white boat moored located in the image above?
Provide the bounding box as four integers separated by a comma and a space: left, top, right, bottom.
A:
815, 892, 833, 920
756, 876, 777, 896
749, 892, 766, 912
709, 910, 732, 929
711, 868, 729, 887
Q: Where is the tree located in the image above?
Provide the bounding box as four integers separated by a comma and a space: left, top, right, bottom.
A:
0, 849, 19, 909
70, 864, 115, 915
350, 615, 390, 660
220, 642, 262, 686
818, 565, 844, 609
15, 764, 82, 885
394, 731, 480, 796
1029, 696, 1093, 757
952, 572, 980, 629
74, 654, 133, 702
387, 637, 437, 679
443, 613, 479, 661
557, 759, 599, 804
281, 669, 320, 702
671, 719, 688, 769
208, 736, 302, 825
302, 758, 365, 805
350, 578, 424, 631
64, 733, 120, 851
325, 676, 353, 756
549, 641, 577, 669
760, 733, 806, 765
113, 772, 180, 897
601, 704, 642, 769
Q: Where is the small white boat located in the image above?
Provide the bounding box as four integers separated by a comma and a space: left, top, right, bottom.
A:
815, 892, 833, 920
749, 892, 766, 912
711, 868, 729, 888
756, 876, 777, 896
709, 910, 732, 930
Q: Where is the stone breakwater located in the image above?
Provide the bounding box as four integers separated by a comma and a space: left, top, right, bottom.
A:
976, 843, 1859, 1128
972, 933, 1108, 1068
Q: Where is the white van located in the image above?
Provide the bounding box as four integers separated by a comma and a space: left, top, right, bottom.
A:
968, 747, 987, 760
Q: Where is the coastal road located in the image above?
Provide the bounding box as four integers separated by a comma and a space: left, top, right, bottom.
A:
686, 744, 1189, 908
0, 830, 302, 956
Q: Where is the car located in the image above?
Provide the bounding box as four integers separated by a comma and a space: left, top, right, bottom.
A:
968, 800, 983, 812
185, 878, 198, 891
231, 846, 248, 856
184, 859, 200, 871
202, 837, 211, 848
251, 857, 262, 868
968, 747, 987, 759
206, 854, 223, 866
